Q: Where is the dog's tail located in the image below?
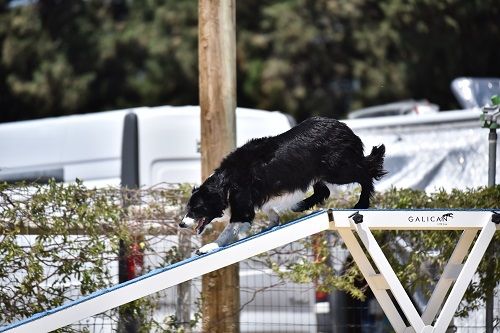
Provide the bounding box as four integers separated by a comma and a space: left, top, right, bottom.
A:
365, 144, 387, 181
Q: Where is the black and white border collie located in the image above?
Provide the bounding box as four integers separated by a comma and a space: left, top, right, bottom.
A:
180, 117, 386, 254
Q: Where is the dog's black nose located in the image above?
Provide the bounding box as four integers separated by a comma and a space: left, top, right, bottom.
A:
179, 222, 187, 228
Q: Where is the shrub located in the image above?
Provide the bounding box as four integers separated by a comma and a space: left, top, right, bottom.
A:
0, 180, 195, 332
0, 181, 498, 329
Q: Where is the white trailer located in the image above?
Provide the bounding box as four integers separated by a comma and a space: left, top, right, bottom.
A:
0, 105, 293, 187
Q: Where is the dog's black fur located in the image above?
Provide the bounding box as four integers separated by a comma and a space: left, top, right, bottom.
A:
183, 117, 386, 234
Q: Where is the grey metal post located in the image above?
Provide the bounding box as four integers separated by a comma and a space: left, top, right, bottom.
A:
488, 129, 497, 187
176, 231, 192, 333
119, 112, 140, 333
481, 101, 499, 333
485, 128, 495, 333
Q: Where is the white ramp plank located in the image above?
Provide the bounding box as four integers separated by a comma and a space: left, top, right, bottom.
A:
328, 209, 497, 230
0, 211, 329, 333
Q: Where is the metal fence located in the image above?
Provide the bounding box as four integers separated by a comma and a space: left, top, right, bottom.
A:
1, 185, 498, 333
67, 231, 498, 333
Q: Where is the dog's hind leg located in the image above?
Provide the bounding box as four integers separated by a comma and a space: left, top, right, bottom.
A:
262, 207, 280, 229
353, 144, 386, 209
353, 178, 374, 209
291, 182, 330, 212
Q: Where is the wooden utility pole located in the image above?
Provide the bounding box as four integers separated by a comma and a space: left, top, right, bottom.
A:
199, 1, 239, 332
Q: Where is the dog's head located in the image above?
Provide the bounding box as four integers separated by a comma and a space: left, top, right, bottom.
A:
179, 175, 227, 234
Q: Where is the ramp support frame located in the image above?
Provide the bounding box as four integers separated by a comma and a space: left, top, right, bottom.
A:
329, 210, 499, 333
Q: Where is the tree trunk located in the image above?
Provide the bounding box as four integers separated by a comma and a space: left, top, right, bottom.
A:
198, 0, 239, 332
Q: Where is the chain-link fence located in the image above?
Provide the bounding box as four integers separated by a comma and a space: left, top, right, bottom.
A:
69, 232, 499, 333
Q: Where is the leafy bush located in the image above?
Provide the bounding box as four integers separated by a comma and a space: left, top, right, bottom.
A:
0, 180, 196, 332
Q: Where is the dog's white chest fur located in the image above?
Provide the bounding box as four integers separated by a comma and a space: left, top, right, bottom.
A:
212, 190, 307, 225
261, 190, 307, 214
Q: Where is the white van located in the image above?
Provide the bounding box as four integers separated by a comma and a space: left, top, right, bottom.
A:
0, 105, 293, 187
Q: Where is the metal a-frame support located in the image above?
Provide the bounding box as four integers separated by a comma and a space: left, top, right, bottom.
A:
328, 209, 499, 333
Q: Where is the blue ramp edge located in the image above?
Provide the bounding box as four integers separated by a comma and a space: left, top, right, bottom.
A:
327, 208, 500, 212
0, 210, 326, 332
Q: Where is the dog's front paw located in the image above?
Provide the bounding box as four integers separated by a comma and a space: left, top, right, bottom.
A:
196, 242, 220, 256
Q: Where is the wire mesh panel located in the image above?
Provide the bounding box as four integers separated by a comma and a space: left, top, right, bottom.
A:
68, 234, 500, 333
1, 185, 498, 333
453, 284, 500, 333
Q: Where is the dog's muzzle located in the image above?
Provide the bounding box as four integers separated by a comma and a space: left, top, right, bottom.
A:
179, 216, 210, 235
180, 215, 211, 234
180, 216, 197, 228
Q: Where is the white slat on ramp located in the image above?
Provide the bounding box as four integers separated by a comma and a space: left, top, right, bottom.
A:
0, 210, 329, 333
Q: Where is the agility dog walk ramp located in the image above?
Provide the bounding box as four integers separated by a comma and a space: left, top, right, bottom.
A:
1, 209, 498, 333
0, 211, 329, 333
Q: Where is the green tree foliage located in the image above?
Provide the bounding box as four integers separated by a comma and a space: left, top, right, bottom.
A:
0, 0, 500, 121
237, 1, 359, 120
237, 0, 500, 120
348, 0, 500, 111
2, 1, 98, 120
0, 0, 199, 122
